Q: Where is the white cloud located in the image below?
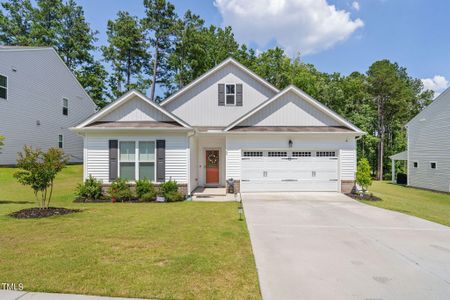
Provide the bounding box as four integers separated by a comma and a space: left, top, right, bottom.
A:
421, 75, 449, 97
352, 1, 360, 11
214, 0, 364, 56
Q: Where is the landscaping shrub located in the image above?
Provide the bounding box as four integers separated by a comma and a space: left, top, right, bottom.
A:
141, 191, 156, 202
135, 178, 155, 199
356, 158, 372, 193
76, 175, 103, 200
165, 190, 184, 202
160, 179, 178, 195
109, 178, 132, 201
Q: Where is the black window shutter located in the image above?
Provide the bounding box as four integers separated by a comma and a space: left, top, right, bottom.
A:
156, 140, 166, 182
218, 84, 225, 106
109, 140, 118, 181
236, 84, 243, 106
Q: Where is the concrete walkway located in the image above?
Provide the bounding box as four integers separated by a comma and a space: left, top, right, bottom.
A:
243, 192, 450, 300
0, 290, 144, 300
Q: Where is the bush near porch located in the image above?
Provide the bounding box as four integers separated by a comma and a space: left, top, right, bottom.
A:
0, 165, 261, 299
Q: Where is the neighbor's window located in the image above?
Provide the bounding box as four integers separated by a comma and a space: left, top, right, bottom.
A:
430, 162, 437, 169
413, 162, 418, 168
0, 74, 7, 100
58, 134, 63, 149
119, 141, 136, 181
139, 141, 155, 181
63, 98, 68, 115
225, 84, 235, 105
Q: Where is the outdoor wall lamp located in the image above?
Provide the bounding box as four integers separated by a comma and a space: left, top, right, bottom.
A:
288, 139, 293, 148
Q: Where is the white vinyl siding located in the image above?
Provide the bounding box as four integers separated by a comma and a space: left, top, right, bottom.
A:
238, 90, 341, 127
339, 149, 356, 180
85, 133, 188, 184
407, 89, 450, 192
163, 64, 276, 126
0, 48, 96, 164
99, 96, 172, 122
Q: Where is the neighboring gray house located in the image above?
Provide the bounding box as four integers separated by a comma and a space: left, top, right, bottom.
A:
73, 58, 364, 195
391, 88, 450, 192
0, 47, 96, 165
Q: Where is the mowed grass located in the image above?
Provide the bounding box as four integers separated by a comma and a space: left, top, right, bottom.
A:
0, 165, 260, 299
360, 181, 450, 226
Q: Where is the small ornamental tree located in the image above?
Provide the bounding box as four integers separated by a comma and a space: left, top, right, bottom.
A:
356, 158, 372, 193
14, 146, 68, 208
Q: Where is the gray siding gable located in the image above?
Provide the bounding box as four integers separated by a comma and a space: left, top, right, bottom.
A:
0, 48, 96, 164
162, 63, 277, 126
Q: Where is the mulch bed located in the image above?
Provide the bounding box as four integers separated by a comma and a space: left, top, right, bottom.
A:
9, 207, 81, 219
346, 193, 381, 201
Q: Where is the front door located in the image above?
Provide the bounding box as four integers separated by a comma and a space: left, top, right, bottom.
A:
205, 150, 219, 184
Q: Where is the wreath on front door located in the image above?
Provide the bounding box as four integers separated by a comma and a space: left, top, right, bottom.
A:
207, 152, 218, 166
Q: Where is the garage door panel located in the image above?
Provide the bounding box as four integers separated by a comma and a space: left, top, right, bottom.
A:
241, 151, 339, 192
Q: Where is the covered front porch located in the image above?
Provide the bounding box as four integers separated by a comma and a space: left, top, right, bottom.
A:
189, 132, 227, 193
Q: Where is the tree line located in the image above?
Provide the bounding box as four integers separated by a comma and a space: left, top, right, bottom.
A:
0, 0, 434, 180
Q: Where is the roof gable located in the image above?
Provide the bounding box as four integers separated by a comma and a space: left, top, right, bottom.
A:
75, 90, 191, 129
160, 57, 279, 107
406, 87, 450, 127
225, 86, 364, 133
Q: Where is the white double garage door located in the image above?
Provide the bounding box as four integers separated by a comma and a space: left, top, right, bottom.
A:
240, 150, 339, 192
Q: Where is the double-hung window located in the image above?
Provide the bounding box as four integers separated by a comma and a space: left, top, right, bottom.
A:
119, 141, 136, 181
0, 74, 7, 100
225, 84, 235, 105
63, 98, 68, 115
139, 141, 155, 181
58, 134, 63, 149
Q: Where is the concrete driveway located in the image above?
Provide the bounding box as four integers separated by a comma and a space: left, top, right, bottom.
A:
243, 192, 450, 300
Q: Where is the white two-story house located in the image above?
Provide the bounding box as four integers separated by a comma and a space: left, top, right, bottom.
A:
0, 47, 96, 165
73, 58, 364, 194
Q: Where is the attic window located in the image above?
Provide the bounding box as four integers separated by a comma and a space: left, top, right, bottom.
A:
0, 74, 7, 100
226, 84, 235, 105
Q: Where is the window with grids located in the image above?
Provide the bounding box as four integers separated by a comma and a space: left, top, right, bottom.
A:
225, 84, 235, 105
292, 151, 311, 157
62, 98, 68, 115
268, 151, 287, 157
316, 151, 336, 157
0, 75, 7, 100
243, 151, 263, 157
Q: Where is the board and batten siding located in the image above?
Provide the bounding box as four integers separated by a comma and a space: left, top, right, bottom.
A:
239, 90, 341, 127
99, 96, 171, 122
162, 64, 276, 126
0, 48, 96, 164
85, 133, 188, 184
407, 89, 450, 192
226, 134, 356, 181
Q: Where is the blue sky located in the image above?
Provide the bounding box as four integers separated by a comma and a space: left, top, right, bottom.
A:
77, 0, 450, 95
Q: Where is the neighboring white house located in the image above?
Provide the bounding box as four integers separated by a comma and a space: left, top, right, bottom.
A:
391, 88, 450, 192
72, 58, 365, 194
0, 47, 97, 164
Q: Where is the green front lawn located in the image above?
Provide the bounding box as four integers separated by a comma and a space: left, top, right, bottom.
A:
361, 181, 450, 226
0, 165, 260, 299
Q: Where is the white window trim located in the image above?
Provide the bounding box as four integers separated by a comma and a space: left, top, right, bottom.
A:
430, 161, 437, 170
225, 83, 236, 106
0, 73, 7, 100
58, 134, 64, 149
118, 139, 156, 182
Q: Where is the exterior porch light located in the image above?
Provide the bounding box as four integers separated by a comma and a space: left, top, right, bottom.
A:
288, 139, 293, 148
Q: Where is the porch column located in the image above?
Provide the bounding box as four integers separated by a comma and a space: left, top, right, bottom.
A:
391, 159, 396, 183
